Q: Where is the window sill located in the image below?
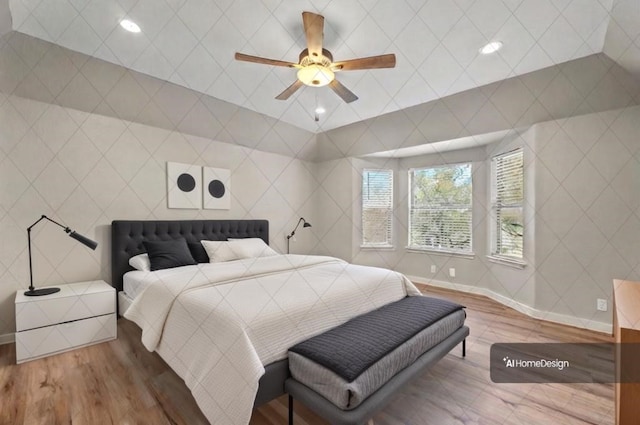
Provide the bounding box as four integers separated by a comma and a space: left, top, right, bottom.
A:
405, 247, 475, 260
360, 245, 395, 251
486, 255, 527, 269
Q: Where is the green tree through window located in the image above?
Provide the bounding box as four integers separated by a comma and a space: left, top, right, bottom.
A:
409, 164, 472, 253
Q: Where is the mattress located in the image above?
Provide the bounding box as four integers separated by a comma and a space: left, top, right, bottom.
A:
123, 264, 202, 300
288, 309, 466, 410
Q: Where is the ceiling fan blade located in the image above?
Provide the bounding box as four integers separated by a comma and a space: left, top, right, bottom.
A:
329, 79, 358, 103
302, 11, 324, 61
235, 52, 298, 68
332, 54, 396, 71
275, 80, 304, 100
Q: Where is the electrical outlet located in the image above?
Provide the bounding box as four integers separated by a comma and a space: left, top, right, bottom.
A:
430, 265, 436, 273
597, 298, 607, 312
449, 268, 456, 278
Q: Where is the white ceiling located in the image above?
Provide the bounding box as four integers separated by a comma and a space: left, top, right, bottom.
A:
7, 0, 620, 132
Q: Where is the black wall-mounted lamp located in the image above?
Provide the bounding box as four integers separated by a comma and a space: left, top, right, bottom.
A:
26, 215, 98, 296
286, 217, 312, 254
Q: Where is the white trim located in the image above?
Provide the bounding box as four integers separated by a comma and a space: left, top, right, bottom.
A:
0, 332, 15, 345
486, 255, 527, 269
408, 161, 473, 173
405, 247, 476, 260
407, 275, 612, 334
360, 244, 395, 251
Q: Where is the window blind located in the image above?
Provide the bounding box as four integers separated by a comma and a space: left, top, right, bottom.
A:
362, 169, 393, 247
491, 149, 524, 259
409, 163, 472, 253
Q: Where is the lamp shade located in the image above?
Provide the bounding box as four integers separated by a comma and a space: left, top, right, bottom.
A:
286, 217, 312, 254
69, 231, 98, 250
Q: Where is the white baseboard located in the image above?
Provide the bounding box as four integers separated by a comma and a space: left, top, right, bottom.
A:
408, 275, 612, 335
0, 332, 15, 345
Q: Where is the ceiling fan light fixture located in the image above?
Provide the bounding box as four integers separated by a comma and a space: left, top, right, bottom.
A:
479, 41, 503, 55
297, 65, 335, 87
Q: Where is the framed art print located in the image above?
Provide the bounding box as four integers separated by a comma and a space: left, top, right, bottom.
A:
203, 167, 231, 210
167, 162, 201, 209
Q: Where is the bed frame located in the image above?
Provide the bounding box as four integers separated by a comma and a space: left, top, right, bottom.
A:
110, 219, 287, 407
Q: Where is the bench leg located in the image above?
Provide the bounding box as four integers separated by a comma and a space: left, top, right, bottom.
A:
289, 394, 294, 425
462, 338, 466, 358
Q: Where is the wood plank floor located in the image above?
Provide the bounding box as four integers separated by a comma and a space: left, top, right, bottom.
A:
0, 285, 614, 425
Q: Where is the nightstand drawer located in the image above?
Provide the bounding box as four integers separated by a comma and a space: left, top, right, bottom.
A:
16, 313, 116, 363
16, 281, 115, 332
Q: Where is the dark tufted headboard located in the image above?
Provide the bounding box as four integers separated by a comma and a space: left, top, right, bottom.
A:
111, 219, 269, 292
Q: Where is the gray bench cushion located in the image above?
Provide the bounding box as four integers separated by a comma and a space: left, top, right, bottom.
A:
289, 295, 464, 382
289, 309, 465, 409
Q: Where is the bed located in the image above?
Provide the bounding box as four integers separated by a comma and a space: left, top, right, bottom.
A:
111, 219, 422, 425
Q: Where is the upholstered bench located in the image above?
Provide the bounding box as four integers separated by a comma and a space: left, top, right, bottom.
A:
285, 295, 469, 425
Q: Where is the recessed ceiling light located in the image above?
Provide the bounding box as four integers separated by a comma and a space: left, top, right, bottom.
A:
120, 19, 141, 33
479, 41, 503, 55
315, 107, 326, 114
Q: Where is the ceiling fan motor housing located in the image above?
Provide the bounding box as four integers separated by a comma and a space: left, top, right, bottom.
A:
299, 48, 334, 65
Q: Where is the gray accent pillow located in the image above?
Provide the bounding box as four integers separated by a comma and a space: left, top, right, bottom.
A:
188, 241, 210, 263
143, 239, 197, 271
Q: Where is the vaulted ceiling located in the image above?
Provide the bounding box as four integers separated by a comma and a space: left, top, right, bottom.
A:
5, 0, 640, 132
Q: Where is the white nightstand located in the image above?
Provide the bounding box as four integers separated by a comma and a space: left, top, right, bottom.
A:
15, 280, 116, 364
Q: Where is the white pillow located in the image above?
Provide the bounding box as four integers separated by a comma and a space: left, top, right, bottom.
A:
129, 253, 150, 271
228, 238, 278, 258
201, 240, 241, 263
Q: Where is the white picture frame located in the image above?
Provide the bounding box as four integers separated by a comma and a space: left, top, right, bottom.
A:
203, 167, 231, 210
167, 162, 201, 209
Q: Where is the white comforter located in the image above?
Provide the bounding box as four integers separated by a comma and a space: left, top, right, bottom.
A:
124, 254, 420, 425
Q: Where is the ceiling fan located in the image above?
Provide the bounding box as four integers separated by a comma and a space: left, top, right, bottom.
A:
235, 11, 396, 103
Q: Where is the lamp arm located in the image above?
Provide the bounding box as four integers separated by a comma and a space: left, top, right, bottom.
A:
28, 215, 71, 233
27, 225, 34, 292
27, 215, 47, 232
287, 218, 305, 240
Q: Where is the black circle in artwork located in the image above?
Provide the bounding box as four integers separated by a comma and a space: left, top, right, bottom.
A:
209, 180, 226, 198
177, 173, 196, 192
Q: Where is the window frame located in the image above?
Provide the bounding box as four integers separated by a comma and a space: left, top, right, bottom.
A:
488, 148, 526, 267
407, 162, 474, 256
361, 168, 394, 249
